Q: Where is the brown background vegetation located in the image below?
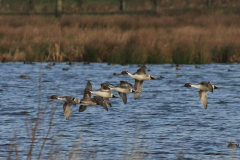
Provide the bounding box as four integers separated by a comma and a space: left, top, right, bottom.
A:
0, 0, 240, 64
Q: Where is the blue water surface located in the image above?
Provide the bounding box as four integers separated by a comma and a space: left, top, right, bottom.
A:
0, 62, 240, 159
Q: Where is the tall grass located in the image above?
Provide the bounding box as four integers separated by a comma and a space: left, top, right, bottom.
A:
1, 11, 240, 64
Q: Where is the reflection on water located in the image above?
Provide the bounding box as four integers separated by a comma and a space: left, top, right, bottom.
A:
0, 62, 240, 159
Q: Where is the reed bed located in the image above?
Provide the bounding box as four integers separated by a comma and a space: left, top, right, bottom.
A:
0, 11, 240, 64
2, 0, 240, 13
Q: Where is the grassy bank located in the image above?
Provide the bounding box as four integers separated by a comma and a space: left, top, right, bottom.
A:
0, 10, 240, 64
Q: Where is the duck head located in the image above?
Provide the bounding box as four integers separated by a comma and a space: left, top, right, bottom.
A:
50, 95, 58, 99
101, 83, 113, 88
228, 142, 232, 146
103, 85, 111, 90
121, 71, 129, 75
184, 83, 192, 87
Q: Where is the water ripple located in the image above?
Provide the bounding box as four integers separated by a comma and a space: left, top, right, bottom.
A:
0, 62, 240, 159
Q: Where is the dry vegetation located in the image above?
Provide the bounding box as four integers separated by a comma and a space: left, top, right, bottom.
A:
0, 7, 240, 64
2, 0, 240, 13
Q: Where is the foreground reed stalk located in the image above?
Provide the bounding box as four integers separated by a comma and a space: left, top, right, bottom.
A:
6, 64, 58, 159
27, 66, 43, 159
26, 65, 57, 159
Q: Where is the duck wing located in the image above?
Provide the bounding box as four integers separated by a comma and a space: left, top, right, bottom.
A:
63, 102, 72, 120
85, 81, 92, 90
79, 105, 87, 112
135, 65, 147, 74
94, 96, 108, 111
118, 92, 127, 104
104, 98, 112, 107
134, 80, 144, 100
120, 81, 133, 87
65, 96, 76, 105
199, 90, 209, 109
83, 81, 92, 99
83, 89, 92, 101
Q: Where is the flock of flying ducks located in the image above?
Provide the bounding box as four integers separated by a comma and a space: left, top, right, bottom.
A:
50, 64, 240, 148
50, 65, 220, 119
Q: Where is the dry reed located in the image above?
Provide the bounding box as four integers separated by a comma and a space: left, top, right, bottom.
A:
2, 0, 240, 13
0, 8, 240, 64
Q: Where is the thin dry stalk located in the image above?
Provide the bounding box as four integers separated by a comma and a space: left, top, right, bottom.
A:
68, 133, 84, 160
7, 132, 19, 160
37, 101, 56, 160
13, 132, 19, 160
26, 65, 43, 159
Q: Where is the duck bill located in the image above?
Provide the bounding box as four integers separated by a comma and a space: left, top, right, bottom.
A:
184, 83, 192, 87
214, 85, 220, 89
112, 94, 118, 98
150, 76, 158, 80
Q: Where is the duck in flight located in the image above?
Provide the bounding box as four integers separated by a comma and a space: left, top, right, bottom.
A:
50, 95, 79, 120
79, 81, 112, 112
110, 81, 135, 104
184, 81, 220, 109
121, 65, 157, 100
90, 83, 118, 98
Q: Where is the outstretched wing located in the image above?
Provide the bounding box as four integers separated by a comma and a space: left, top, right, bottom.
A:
135, 65, 146, 74
199, 90, 209, 109
104, 98, 112, 107
79, 105, 87, 112
83, 81, 92, 100
85, 81, 92, 90
65, 96, 76, 105
94, 96, 108, 111
83, 89, 92, 101
118, 92, 127, 104
120, 81, 133, 87
134, 80, 144, 100
63, 102, 72, 120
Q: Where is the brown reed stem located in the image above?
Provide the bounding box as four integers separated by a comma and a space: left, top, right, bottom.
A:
27, 64, 42, 159
37, 102, 56, 160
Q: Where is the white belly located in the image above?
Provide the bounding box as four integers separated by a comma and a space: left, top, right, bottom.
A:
91, 91, 111, 98
129, 74, 150, 81
111, 87, 131, 93
191, 84, 210, 91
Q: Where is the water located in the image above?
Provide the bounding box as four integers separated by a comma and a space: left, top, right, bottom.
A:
0, 62, 240, 159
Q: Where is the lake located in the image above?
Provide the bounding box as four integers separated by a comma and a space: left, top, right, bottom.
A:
0, 62, 239, 159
